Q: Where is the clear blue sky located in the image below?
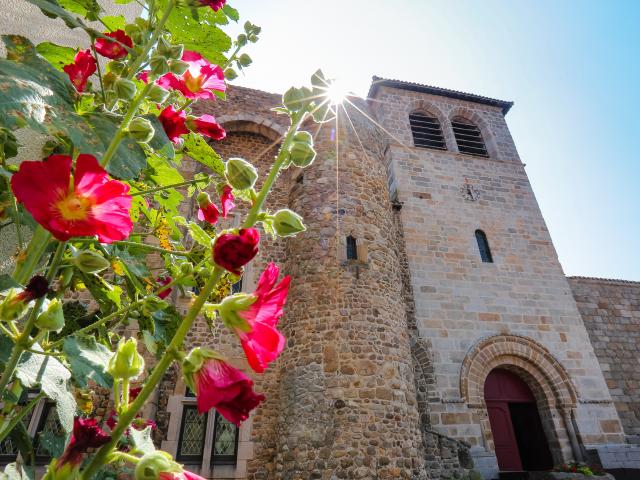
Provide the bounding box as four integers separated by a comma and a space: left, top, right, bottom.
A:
229, 0, 640, 280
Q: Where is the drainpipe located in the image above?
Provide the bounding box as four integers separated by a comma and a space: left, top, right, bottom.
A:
562, 407, 584, 462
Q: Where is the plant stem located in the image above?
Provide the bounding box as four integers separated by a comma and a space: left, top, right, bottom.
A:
0, 392, 45, 444
80, 267, 225, 479
113, 241, 191, 256
109, 451, 141, 464
130, 177, 209, 197
99, 82, 153, 168
91, 42, 107, 105
12, 226, 51, 285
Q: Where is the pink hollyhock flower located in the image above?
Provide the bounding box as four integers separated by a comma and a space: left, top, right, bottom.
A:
196, 0, 226, 11
95, 30, 132, 60
197, 192, 220, 225
11, 154, 132, 243
220, 185, 234, 218
183, 349, 265, 425
157, 51, 226, 100
160, 471, 208, 480
63, 49, 96, 92
158, 105, 189, 143
186, 114, 226, 141
58, 417, 111, 468
157, 277, 172, 299
224, 263, 289, 373
129, 386, 142, 401
213, 228, 259, 275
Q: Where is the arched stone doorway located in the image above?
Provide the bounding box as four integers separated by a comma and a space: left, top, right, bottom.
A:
485, 368, 553, 471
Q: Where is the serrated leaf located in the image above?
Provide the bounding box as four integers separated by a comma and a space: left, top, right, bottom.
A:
129, 426, 156, 455
182, 133, 224, 177
35, 42, 76, 71
147, 154, 184, 186
15, 348, 75, 433
59, 0, 102, 21
101, 15, 126, 31
63, 335, 113, 388
188, 222, 212, 248
222, 4, 239, 21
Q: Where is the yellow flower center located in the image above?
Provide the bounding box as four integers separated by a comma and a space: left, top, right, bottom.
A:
184, 69, 203, 93
55, 193, 93, 221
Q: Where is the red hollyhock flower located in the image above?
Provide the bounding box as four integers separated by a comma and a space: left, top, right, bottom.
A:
157, 277, 173, 299
58, 417, 111, 468
191, 356, 264, 425
160, 471, 208, 480
186, 114, 226, 141
236, 263, 289, 373
197, 193, 220, 225
158, 105, 189, 143
63, 49, 96, 92
11, 154, 132, 243
196, 0, 226, 11
213, 228, 259, 275
157, 51, 225, 100
95, 30, 132, 60
220, 185, 234, 218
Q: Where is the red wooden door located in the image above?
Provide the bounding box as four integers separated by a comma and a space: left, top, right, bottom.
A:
484, 369, 537, 472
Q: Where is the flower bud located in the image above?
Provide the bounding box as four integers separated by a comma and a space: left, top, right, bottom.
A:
148, 84, 169, 104
225, 158, 258, 190
169, 60, 189, 76
0, 289, 29, 321
283, 86, 311, 112
218, 293, 256, 331
125, 24, 142, 43
289, 141, 316, 168
237, 53, 252, 67
108, 338, 144, 380
108, 61, 126, 75
149, 55, 169, 76
114, 78, 137, 100
272, 209, 306, 237
224, 67, 238, 81
73, 250, 110, 274
236, 34, 247, 47
35, 298, 65, 332
169, 44, 184, 60
134, 451, 180, 480
156, 37, 172, 57
293, 130, 313, 145
128, 117, 155, 143
179, 262, 193, 275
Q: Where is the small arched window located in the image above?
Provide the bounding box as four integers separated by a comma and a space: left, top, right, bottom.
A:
475, 229, 493, 263
409, 112, 446, 150
452, 117, 488, 157
346, 235, 358, 260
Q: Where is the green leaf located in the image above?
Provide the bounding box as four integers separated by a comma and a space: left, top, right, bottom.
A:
0, 274, 20, 291
182, 133, 225, 177
163, 2, 232, 65
188, 222, 212, 248
35, 42, 76, 71
146, 114, 174, 160
129, 426, 156, 455
79, 272, 121, 313
58, 0, 102, 21
15, 348, 75, 433
222, 4, 239, 21
101, 15, 126, 31
36, 429, 66, 458
147, 154, 184, 186
63, 335, 113, 388
23, 0, 86, 29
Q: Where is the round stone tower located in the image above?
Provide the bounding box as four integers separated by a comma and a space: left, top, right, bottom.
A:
272, 99, 427, 479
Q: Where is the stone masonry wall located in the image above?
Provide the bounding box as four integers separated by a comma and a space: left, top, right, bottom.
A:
568, 277, 640, 442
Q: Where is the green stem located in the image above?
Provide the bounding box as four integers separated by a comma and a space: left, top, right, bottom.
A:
12, 226, 51, 285
91, 42, 107, 105
121, 378, 130, 412
80, 267, 225, 479
0, 392, 45, 444
109, 451, 141, 464
130, 178, 209, 197
176, 98, 194, 113
99, 82, 153, 168
223, 45, 241, 70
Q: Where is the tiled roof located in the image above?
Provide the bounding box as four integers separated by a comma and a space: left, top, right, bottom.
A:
568, 276, 640, 286
368, 76, 514, 115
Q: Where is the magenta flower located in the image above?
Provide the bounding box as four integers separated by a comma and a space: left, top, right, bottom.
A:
157, 277, 172, 299
213, 228, 259, 275
94, 30, 132, 60
157, 51, 226, 100
186, 114, 226, 140
197, 193, 220, 224
63, 49, 96, 92
159, 105, 189, 143
220, 185, 235, 217
58, 417, 111, 469
195, 0, 226, 11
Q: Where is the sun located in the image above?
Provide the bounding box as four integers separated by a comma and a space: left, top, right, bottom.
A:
325, 78, 349, 106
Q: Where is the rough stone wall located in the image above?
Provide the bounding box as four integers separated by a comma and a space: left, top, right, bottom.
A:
369, 84, 625, 477
568, 277, 640, 442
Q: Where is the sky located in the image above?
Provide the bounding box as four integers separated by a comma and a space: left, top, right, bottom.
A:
228, 0, 640, 281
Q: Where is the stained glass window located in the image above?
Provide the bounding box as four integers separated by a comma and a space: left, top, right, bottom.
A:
177, 406, 207, 463
212, 413, 238, 465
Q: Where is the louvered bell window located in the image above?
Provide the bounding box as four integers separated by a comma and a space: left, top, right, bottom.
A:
452, 117, 488, 157
409, 113, 446, 150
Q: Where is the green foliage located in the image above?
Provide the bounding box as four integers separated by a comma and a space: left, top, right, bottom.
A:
188, 221, 213, 248
35, 42, 76, 71
58, 0, 102, 21
182, 133, 225, 177
63, 335, 114, 388
129, 426, 156, 455
1, 463, 34, 480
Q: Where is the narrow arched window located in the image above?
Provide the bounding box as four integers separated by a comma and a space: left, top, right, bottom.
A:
475, 230, 493, 263
409, 112, 446, 150
346, 235, 358, 260
452, 117, 488, 157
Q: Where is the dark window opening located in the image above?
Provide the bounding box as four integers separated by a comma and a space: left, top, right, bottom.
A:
34, 403, 64, 464
475, 229, 493, 263
231, 278, 243, 294
452, 117, 488, 157
346, 236, 357, 260
211, 413, 239, 466
409, 113, 446, 150
177, 406, 207, 464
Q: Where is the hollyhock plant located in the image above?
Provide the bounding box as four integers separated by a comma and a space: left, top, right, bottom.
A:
196, 0, 226, 11
186, 114, 226, 140
94, 30, 133, 60
157, 277, 173, 299
219, 263, 289, 372
58, 417, 111, 469
157, 51, 226, 100
182, 348, 265, 425
11, 154, 132, 243
0, 275, 49, 320
213, 228, 259, 275
63, 49, 96, 92
220, 185, 235, 217
197, 192, 220, 224
158, 105, 189, 143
